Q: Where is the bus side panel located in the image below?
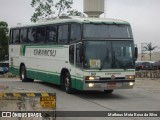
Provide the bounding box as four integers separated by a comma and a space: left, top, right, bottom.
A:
22, 45, 65, 84
26, 69, 60, 85
71, 68, 84, 90
10, 67, 19, 76
9, 45, 21, 76
75, 78, 83, 90
71, 77, 83, 90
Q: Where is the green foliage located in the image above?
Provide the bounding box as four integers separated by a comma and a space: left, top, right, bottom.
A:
31, 0, 82, 22
0, 21, 9, 61
31, 0, 54, 22
68, 9, 83, 16
55, 0, 73, 16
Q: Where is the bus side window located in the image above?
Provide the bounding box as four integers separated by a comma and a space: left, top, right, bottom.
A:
20, 28, 27, 43
46, 26, 57, 43
70, 24, 81, 42
58, 25, 68, 44
76, 43, 83, 68
13, 29, 20, 43
69, 45, 74, 65
28, 28, 36, 43
36, 27, 45, 43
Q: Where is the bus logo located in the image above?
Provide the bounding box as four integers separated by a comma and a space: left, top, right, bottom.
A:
20, 45, 25, 56
111, 75, 115, 80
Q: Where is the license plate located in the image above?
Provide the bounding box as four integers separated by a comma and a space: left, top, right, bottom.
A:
107, 82, 116, 88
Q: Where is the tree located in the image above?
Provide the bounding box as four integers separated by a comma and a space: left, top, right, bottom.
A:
31, 0, 82, 22
0, 21, 9, 61
143, 42, 157, 61
67, 9, 82, 16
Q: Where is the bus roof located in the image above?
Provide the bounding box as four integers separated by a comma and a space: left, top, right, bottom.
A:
11, 16, 130, 29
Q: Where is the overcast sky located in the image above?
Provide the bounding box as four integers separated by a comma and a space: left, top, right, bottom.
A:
0, 0, 160, 50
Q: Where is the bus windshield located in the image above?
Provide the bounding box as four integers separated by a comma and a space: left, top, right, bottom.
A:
83, 24, 133, 39
83, 41, 135, 70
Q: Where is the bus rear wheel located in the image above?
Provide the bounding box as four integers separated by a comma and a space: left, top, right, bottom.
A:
20, 65, 34, 82
64, 72, 73, 94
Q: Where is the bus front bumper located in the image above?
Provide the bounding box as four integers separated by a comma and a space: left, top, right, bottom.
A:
84, 80, 135, 90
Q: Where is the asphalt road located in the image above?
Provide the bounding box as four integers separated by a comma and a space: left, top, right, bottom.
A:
0, 77, 160, 120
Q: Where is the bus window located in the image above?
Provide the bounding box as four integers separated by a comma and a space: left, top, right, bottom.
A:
83, 24, 133, 39
47, 26, 57, 43
28, 28, 36, 42
58, 25, 68, 44
76, 43, 83, 68
20, 28, 27, 43
36, 27, 45, 43
13, 29, 20, 43
70, 24, 81, 42
69, 45, 74, 65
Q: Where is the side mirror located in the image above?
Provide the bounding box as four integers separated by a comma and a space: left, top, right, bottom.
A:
135, 47, 138, 60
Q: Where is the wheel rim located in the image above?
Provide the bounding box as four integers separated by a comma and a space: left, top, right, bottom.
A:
65, 76, 70, 90
21, 68, 25, 80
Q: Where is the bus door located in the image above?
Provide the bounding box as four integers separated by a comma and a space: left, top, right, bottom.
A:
69, 43, 83, 89
75, 43, 83, 89
69, 44, 76, 88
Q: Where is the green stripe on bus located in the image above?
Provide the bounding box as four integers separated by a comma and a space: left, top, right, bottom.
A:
27, 68, 60, 76
10, 67, 83, 90
11, 66, 83, 80
20, 45, 26, 56
27, 70, 60, 85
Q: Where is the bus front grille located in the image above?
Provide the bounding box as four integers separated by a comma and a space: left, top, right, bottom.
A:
100, 77, 125, 80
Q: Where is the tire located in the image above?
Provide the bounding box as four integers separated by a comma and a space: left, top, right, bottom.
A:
20, 65, 34, 82
64, 72, 73, 94
104, 90, 114, 94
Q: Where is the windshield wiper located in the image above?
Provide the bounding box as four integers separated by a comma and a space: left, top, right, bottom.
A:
99, 49, 109, 70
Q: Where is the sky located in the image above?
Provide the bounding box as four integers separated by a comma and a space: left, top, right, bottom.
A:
0, 0, 160, 51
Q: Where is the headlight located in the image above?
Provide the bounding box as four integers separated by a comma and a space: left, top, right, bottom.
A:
85, 76, 100, 80
129, 82, 134, 86
125, 75, 135, 79
88, 83, 94, 87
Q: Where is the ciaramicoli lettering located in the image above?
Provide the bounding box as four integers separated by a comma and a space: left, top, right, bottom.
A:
34, 49, 56, 57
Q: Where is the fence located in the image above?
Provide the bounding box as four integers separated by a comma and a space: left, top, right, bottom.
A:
136, 70, 160, 78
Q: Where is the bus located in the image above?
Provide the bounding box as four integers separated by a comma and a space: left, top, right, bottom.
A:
9, 16, 138, 93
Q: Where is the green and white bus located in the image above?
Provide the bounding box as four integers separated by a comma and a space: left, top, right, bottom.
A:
9, 16, 138, 93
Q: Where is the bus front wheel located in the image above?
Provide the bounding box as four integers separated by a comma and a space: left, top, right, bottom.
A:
64, 72, 73, 94
20, 65, 34, 82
